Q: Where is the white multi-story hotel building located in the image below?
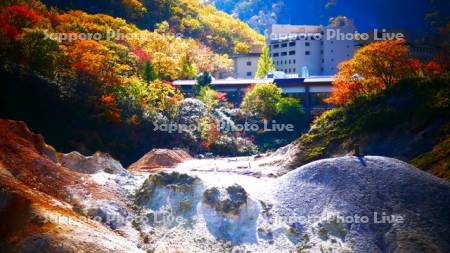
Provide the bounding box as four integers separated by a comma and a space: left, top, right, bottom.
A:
268, 21, 356, 76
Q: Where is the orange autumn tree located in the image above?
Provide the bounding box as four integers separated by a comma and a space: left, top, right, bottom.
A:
326, 40, 411, 105
325, 60, 369, 105
408, 57, 447, 77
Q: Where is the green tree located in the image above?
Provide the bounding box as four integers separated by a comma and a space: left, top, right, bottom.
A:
255, 46, 275, 79
198, 86, 220, 111
241, 83, 282, 120
276, 97, 305, 123
142, 61, 157, 83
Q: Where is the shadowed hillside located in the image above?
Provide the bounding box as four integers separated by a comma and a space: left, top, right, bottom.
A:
279, 76, 450, 180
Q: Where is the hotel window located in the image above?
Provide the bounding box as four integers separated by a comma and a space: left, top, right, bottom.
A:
281, 43, 287, 48
288, 60, 291, 64
281, 52, 287, 56
305, 42, 310, 46
293, 59, 296, 64
331, 58, 334, 62
246, 72, 252, 77
331, 49, 334, 53
293, 68, 296, 72
273, 44, 279, 49
246, 61, 252, 66
289, 42, 296, 47
289, 50, 296, 55
273, 53, 279, 57
321, 50, 323, 54
305, 51, 310, 55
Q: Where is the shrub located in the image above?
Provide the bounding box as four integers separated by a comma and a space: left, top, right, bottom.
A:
275, 97, 305, 123
240, 83, 282, 120
197, 86, 220, 111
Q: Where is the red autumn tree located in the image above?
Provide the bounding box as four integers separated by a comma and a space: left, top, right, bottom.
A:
425, 60, 444, 76
326, 40, 412, 105
0, 5, 42, 39
132, 47, 152, 63
408, 58, 446, 77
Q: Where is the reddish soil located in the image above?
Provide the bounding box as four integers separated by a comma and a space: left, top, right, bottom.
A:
128, 149, 192, 172
0, 119, 114, 202
0, 119, 127, 251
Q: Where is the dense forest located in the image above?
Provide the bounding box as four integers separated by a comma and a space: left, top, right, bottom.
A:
0, 0, 266, 165
41, 0, 265, 54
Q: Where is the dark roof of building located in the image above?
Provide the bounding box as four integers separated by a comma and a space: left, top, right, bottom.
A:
231, 52, 262, 58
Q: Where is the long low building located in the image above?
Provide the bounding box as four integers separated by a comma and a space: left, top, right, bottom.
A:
173, 76, 334, 113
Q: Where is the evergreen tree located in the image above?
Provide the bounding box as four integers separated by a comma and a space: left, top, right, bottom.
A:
196, 71, 212, 86
193, 71, 213, 95
142, 61, 156, 83
255, 46, 275, 78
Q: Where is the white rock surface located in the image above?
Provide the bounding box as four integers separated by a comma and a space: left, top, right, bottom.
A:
60, 151, 126, 174
273, 156, 450, 253
66, 155, 450, 253
137, 156, 450, 253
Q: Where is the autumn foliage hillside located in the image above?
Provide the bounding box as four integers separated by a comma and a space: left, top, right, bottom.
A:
41, 0, 266, 54
0, 0, 257, 164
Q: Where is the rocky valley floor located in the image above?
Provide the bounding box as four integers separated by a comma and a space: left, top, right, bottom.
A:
1, 119, 450, 253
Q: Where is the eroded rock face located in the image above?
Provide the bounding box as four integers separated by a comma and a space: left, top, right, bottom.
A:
0, 119, 58, 163
200, 184, 259, 244
0, 120, 143, 252
60, 151, 125, 174
202, 184, 248, 216
128, 149, 192, 172
134, 172, 203, 222
85, 200, 130, 229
